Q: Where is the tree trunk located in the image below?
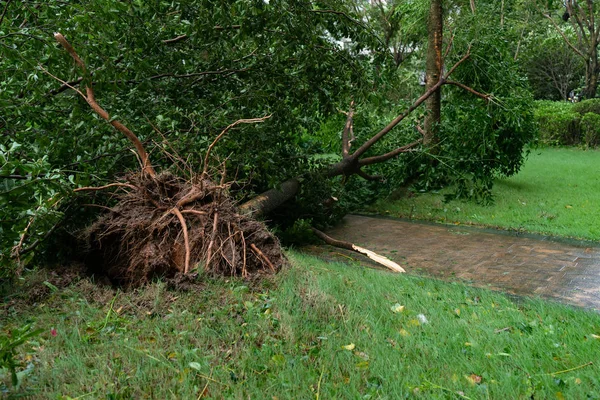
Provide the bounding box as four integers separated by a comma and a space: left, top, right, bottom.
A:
424, 0, 443, 148
584, 50, 599, 99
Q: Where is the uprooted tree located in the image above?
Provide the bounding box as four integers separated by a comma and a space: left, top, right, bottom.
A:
44, 31, 483, 284
1, 0, 535, 283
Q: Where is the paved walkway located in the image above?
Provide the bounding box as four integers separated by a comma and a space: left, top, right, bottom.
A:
321, 215, 600, 310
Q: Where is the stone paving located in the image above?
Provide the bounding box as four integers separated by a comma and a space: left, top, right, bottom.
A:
321, 215, 600, 310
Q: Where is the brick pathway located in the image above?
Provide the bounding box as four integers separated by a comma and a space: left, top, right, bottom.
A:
321, 215, 600, 310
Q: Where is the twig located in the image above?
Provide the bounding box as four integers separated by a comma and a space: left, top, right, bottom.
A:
74, 182, 138, 192
0, 0, 12, 27
250, 243, 275, 272
202, 115, 271, 175
171, 207, 191, 274
316, 363, 326, 400
538, 362, 593, 377
445, 80, 491, 101
162, 34, 188, 44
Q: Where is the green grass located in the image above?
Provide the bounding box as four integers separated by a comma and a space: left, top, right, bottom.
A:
3, 252, 600, 399
371, 148, 600, 241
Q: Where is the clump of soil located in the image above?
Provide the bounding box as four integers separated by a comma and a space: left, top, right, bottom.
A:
85, 172, 284, 286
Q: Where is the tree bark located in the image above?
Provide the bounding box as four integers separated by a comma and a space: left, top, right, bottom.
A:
423, 0, 443, 148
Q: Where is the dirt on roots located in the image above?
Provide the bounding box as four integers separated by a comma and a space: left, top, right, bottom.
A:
84, 172, 285, 286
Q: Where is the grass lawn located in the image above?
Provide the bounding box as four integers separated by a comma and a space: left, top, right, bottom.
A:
3, 252, 600, 399
370, 148, 600, 241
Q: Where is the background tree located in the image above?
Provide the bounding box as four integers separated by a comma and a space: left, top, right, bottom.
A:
522, 32, 585, 100
539, 0, 600, 99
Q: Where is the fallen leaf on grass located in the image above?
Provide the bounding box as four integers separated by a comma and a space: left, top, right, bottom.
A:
342, 343, 355, 351
590, 334, 600, 339
417, 314, 429, 324
189, 362, 202, 371
391, 303, 405, 313
355, 361, 369, 370
465, 374, 482, 385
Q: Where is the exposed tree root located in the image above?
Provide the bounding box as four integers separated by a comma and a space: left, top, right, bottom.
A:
84, 173, 285, 286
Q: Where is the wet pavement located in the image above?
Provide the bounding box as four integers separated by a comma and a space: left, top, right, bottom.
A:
319, 215, 600, 310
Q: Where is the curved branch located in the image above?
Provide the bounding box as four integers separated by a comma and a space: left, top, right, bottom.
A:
162, 34, 188, 44
203, 115, 271, 175
53, 32, 156, 177
171, 207, 191, 274
358, 139, 422, 167
74, 182, 138, 192
445, 80, 491, 101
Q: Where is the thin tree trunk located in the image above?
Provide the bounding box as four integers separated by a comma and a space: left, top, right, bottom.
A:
424, 0, 443, 148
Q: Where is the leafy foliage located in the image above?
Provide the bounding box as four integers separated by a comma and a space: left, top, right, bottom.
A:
580, 112, 600, 148
572, 98, 600, 115
534, 101, 581, 146
0, 0, 537, 270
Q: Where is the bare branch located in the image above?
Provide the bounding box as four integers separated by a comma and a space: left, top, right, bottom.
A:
53, 32, 156, 177
74, 182, 138, 192
541, 12, 586, 59
445, 80, 491, 101
203, 115, 271, 175
358, 139, 422, 166
162, 34, 188, 44
356, 169, 383, 181
0, 0, 12, 27
311, 228, 405, 273
351, 48, 471, 160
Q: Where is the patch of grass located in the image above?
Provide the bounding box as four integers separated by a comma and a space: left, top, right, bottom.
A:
371, 148, 600, 240
3, 253, 600, 398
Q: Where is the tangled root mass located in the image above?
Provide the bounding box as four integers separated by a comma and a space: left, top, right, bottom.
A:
85, 173, 284, 286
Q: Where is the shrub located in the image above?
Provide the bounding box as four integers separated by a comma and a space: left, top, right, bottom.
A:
534, 101, 581, 145
580, 112, 600, 148
572, 98, 600, 115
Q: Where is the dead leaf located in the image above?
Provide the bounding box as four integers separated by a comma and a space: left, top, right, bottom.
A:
391, 303, 405, 313
342, 343, 355, 351
466, 374, 482, 385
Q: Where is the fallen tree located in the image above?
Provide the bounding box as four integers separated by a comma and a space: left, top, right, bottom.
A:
40, 31, 488, 284
44, 33, 285, 286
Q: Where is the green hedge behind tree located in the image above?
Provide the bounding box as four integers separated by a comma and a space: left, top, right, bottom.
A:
534, 99, 600, 147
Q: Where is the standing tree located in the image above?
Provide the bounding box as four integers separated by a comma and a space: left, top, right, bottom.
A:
539, 0, 600, 98
423, 0, 444, 148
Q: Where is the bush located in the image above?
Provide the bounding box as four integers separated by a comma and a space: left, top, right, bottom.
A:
572, 98, 600, 115
534, 101, 581, 145
580, 112, 600, 148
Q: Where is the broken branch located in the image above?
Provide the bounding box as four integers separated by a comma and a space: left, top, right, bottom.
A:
311, 228, 406, 273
